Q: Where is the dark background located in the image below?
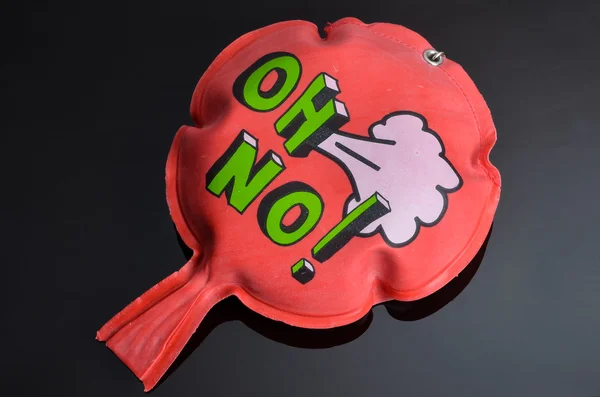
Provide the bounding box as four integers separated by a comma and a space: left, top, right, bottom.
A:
3, 0, 599, 396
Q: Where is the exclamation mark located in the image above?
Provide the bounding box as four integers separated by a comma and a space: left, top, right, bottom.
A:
291, 192, 391, 284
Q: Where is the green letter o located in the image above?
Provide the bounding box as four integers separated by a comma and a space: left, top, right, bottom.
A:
258, 182, 323, 246
233, 52, 302, 112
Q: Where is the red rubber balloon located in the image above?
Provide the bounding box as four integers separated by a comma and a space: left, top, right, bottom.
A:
97, 17, 501, 391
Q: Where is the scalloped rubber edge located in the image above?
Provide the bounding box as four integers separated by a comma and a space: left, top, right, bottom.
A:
177, 17, 501, 329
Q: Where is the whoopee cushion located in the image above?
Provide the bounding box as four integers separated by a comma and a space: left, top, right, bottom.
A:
97, 17, 501, 391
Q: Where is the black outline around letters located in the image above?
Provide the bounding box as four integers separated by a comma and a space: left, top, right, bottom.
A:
205, 130, 285, 215
257, 181, 324, 246
232, 52, 302, 112
311, 192, 391, 262
274, 72, 349, 158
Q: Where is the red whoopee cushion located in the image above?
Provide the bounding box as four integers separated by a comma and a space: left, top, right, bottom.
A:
97, 17, 501, 391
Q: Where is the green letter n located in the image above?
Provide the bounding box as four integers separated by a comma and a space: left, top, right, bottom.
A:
206, 130, 285, 213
